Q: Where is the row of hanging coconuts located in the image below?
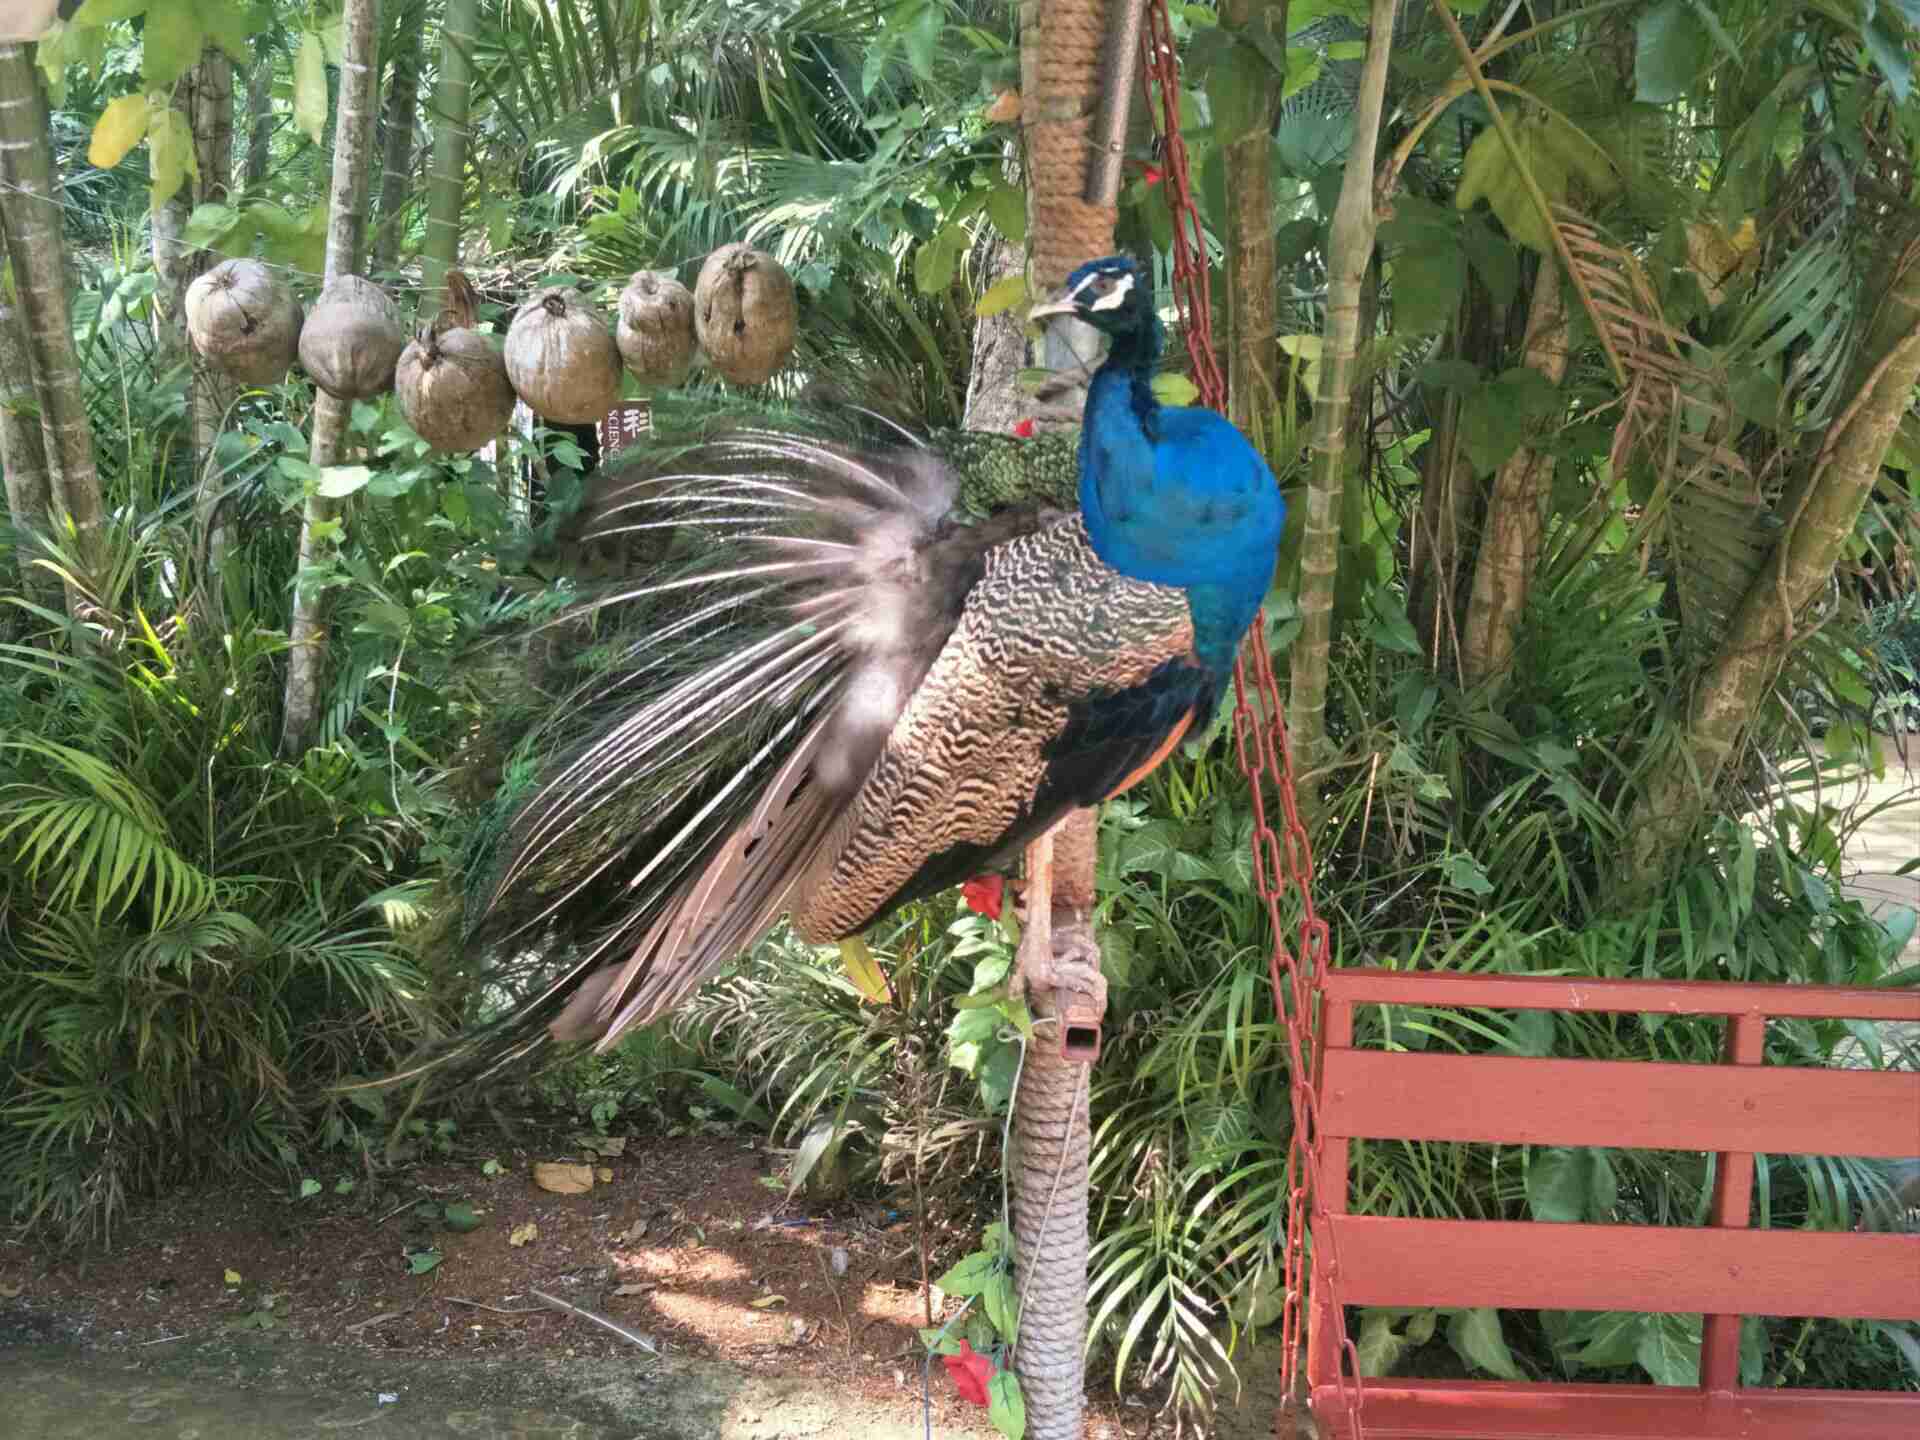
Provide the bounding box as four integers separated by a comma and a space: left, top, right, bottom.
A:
181, 244, 799, 453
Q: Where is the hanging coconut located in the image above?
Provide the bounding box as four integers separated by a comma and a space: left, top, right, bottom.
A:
297, 274, 406, 400
615, 270, 696, 387
183, 258, 301, 386
503, 287, 623, 424
693, 244, 797, 387
396, 272, 515, 454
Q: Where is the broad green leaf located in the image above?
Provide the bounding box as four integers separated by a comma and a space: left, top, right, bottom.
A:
294, 31, 328, 146
87, 94, 152, 170
919, 1325, 962, 1355
1569, 1309, 1646, 1368
1527, 1147, 1611, 1222
935, 1251, 998, 1299
1206, 40, 1271, 145
406, 1247, 444, 1275
141, 0, 204, 91
1458, 366, 1560, 473
975, 274, 1026, 318
70, 0, 151, 23
913, 224, 966, 296
837, 935, 892, 1004
1459, 213, 1519, 307
203, 0, 254, 65
443, 1201, 481, 1233
299, 1177, 322, 1198
1634, 0, 1709, 105
1448, 1307, 1524, 1380
1863, 13, 1914, 104
147, 105, 198, 210
316, 465, 373, 498
902, 1, 940, 82
987, 1370, 1025, 1440
1357, 1308, 1410, 1376
184, 201, 243, 251
985, 183, 1026, 246
982, 1269, 1019, 1343
1151, 373, 1200, 406
1635, 1311, 1700, 1386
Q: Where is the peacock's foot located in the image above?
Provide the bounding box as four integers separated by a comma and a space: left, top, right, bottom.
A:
1014, 915, 1107, 1064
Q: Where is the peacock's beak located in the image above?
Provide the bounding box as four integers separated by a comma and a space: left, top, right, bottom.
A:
1026, 297, 1079, 324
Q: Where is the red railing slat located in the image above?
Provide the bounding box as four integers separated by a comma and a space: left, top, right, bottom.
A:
1321, 968, 1920, 1022
1321, 1049, 1920, 1156
1321, 1216, 1920, 1319
1309, 1380, 1920, 1440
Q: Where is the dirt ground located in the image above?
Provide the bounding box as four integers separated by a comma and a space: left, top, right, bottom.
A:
0, 1129, 1271, 1437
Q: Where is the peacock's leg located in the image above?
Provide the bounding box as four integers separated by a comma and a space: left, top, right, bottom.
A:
1012, 822, 1106, 1060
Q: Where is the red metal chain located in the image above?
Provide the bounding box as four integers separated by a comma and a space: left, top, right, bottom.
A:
1137, 6, 1364, 1434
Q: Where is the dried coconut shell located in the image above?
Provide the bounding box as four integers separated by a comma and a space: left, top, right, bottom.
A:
397, 323, 514, 454
184, 258, 301, 386
504, 288, 623, 425
615, 270, 696, 387
298, 274, 405, 400
693, 244, 797, 387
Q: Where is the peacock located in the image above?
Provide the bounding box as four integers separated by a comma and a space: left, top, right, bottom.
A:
444, 256, 1284, 1072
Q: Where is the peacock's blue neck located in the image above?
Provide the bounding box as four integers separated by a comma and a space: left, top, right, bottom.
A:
1075, 315, 1282, 676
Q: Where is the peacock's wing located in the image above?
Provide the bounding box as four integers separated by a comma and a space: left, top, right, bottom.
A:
792, 514, 1213, 942
436, 429, 1061, 1069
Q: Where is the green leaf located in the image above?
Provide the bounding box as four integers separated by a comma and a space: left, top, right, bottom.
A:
141, 0, 204, 91
1458, 366, 1560, 473
935, 1251, 998, 1299
914, 224, 966, 296
1527, 1147, 1617, 1222
975, 274, 1026, 318
987, 1369, 1025, 1440
1448, 1307, 1524, 1380
837, 935, 892, 1004
1635, 1311, 1700, 1386
147, 105, 197, 210
1634, 0, 1709, 105
919, 1325, 962, 1356
202, 0, 254, 65
982, 1269, 1019, 1344
443, 1201, 482, 1233
294, 31, 328, 146
986, 183, 1026, 246
1568, 1309, 1647, 1369
184, 201, 244, 252
299, 1178, 322, 1198
1206, 39, 1271, 145
1151, 372, 1200, 406
406, 1247, 444, 1275
1863, 13, 1914, 104
87, 94, 152, 169
70, 0, 151, 23
1459, 214, 1519, 308
316, 465, 373, 498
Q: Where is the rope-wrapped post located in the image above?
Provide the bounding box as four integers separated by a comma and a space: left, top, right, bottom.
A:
1011, 2, 1136, 1435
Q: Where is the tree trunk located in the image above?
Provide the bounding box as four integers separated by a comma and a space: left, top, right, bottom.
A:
0, 43, 105, 596
1459, 255, 1567, 686
1285, 0, 1395, 776
372, 29, 419, 272
242, 54, 273, 189
1617, 243, 1920, 897
0, 220, 60, 611
962, 230, 1028, 433
280, 0, 381, 758
422, 0, 479, 310
1219, 0, 1285, 447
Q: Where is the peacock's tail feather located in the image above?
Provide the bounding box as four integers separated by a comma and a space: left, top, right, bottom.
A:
427, 422, 1057, 1077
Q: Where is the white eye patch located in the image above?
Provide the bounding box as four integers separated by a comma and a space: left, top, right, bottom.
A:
1087, 271, 1135, 312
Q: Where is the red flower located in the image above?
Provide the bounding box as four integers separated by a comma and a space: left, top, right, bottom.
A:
1143, 165, 1164, 186
1011, 418, 1036, 439
943, 1340, 995, 1406
961, 875, 1005, 921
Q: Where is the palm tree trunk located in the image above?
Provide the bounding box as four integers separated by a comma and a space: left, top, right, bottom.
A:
242, 54, 274, 189
280, 0, 381, 758
0, 220, 59, 610
1459, 255, 1567, 685
1617, 243, 1920, 897
1285, 0, 1395, 775
372, 29, 419, 272
422, 0, 479, 310
0, 42, 105, 595
1220, 0, 1285, 446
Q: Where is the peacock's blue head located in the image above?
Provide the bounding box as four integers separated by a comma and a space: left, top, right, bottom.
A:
1028, 256, 1157, 345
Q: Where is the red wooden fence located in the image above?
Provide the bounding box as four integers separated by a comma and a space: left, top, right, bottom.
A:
1306, 969, 1920, 1440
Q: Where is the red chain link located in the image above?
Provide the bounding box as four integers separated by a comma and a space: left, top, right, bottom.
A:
1137, 7, 1364, 1434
